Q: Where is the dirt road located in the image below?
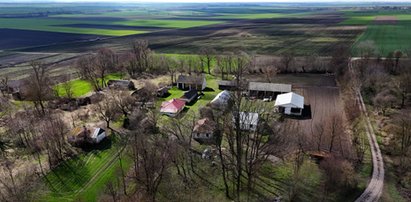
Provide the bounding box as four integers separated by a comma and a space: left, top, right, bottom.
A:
350, 58, 384, 202
355, 89, 384, 202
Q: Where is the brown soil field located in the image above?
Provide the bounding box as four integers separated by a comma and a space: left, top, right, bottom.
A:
374, 16, 398, 24
18, 13, 363, 56
282, 85, 353, 158
0, 28, 101, 50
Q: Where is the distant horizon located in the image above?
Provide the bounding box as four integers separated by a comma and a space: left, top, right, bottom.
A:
2, 0, 411, 3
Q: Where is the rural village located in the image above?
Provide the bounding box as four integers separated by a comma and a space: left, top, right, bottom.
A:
0, 2, 411, 202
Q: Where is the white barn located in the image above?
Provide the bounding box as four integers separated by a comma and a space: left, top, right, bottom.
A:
274, 92, 304, 116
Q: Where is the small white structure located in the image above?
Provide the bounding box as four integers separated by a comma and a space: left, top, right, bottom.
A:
210, 90, 231, 109
234, 112, 259, 131
274, 92, 304, 116
91, 128, 106, 143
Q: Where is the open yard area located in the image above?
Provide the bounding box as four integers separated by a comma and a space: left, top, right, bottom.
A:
39, 136, 131, 202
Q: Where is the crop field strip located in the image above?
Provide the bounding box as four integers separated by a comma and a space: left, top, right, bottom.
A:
342, 10, 411, 55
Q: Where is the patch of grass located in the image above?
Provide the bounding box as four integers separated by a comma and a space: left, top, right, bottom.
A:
39, 134, 132, 202
0, 18, 145, 36
54, 73, 124, 98
54, 79, 93, 98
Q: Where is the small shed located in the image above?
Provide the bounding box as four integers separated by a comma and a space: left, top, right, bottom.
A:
160, 98, 186, 117
274, 92, 304, 116
176, 74, 206, 91
180, 89, 198, 103
248, 82, 292, 99
234, 112, 259, 132
192, 118, 218, 145
157, 86, 170, 97
107, 80, 135, 90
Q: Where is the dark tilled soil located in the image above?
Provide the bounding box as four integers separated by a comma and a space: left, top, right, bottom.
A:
0, 28, 101, 50
54, 24, 167, 31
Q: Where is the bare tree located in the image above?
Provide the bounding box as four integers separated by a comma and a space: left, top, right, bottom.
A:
131, 132, 171, 202
328, 114, 344, 154
394, 110, 411, 168
199, 48, 216, 74
95, 48, 117, 89
373, 89, 397, 116
279, 51, 295, 73
126, 40, 152, 78
24, 61, 53, 115
94, 96, 118, 129
76, 55, 101, 91
357, 40, 377, 61
393, 50, 403, 71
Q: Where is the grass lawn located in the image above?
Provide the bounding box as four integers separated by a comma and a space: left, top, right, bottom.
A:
54, 73, 123, 98
158, 74, 222, 118
40, 135, 131, 202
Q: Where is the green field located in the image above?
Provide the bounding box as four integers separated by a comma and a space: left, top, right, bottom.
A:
342, 11, 411, 55
0, 3, 314, 38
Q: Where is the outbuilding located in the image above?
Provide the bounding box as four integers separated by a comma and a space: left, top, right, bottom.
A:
210, 90, 231, 109
176, 74, 206, 91
234, 112, 259, 132
107, 80, 135, 90
180, 89, 199, 103
248, 82, 292, 100
192, 118, 218, 145
274, 92, 304, 116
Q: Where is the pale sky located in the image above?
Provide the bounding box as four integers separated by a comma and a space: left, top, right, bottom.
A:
4, 0, 411, 3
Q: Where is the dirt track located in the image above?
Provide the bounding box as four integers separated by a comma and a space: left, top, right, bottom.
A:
355, 83, 384, 202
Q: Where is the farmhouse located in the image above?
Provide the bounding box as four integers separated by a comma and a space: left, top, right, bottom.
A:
107, 80, 135, 90
248, 82, 292, 100
176, 74, 206, 91
180, 89, 199, 103
160, 98, 186, 117
68, 126, 106, 146
210, 90, 231, 109
192, 118, 218, 145
234, 112, 259, 131
274, 92, 304, 116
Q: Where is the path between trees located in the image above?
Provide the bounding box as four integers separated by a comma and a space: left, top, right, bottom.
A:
351, 58, 384, 202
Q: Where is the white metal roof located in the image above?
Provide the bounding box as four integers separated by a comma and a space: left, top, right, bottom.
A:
91, 128, 105, 139
211, 90, 231, 105
274, 92, 304, 109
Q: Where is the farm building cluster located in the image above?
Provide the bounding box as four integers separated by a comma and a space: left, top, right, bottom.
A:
155, 74, 309, 146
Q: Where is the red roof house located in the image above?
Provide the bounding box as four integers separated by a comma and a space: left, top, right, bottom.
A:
160, 98, 186, 117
